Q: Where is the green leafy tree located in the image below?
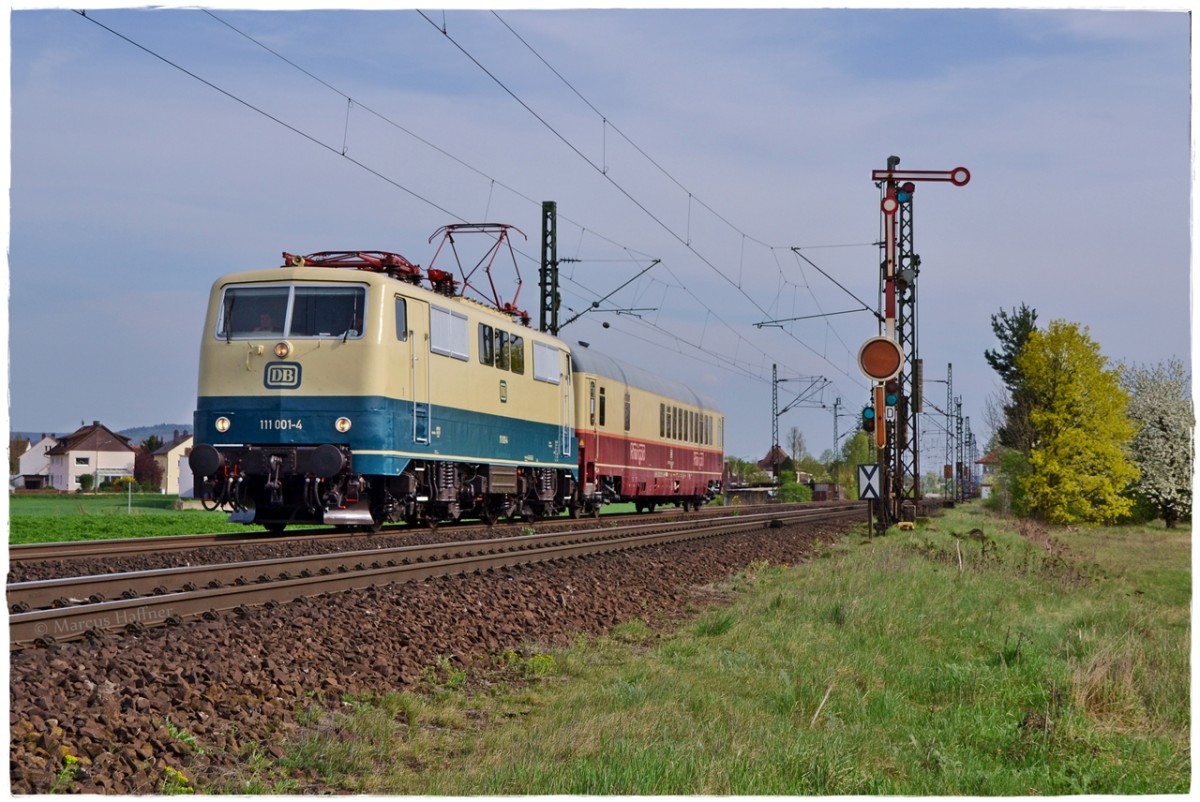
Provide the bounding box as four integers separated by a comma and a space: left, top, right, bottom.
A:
776, 472, 814, 502
984, 303, 1038, 454
840, 431, 877, 500
1121, 357, 1193, 527
1016, 320, 1137, 525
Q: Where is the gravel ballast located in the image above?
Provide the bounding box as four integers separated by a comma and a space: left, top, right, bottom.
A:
10, 519, 852, 793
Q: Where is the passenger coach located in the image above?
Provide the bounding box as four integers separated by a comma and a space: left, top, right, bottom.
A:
571, 347, 723, 513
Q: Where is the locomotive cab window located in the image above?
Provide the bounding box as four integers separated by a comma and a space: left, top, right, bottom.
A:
291, 286, 365, 338
395, 296, 408, 341
216, 284, 365, 340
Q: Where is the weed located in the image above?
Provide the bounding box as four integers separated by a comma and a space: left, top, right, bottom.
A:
164, 719, 206, 755
159, 766, 194, 795
50, 752, 80, 794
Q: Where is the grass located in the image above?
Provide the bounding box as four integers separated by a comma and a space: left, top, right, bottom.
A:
8, 493, 244, 543
207, 504, 1190, 795
7, 495, 694, 544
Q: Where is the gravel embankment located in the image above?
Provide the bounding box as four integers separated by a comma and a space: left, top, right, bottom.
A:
10, 519, 851, 794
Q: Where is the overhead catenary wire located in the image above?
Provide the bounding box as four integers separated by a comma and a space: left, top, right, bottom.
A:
201, 8, 805, 385
425, 11, 868, 391
78, 9, 861, 415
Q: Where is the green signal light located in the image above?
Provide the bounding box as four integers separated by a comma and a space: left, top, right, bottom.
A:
884, 380, 899, 406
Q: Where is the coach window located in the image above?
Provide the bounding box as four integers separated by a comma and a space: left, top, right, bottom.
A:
510, 335, 525, 374
479, 324, 494, 366
394, 297, 408, 341
599, 387, 607, 427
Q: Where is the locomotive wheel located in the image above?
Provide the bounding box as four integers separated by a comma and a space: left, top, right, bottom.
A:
263, 522, 286, 535
480, 505, 498, 526
357, 516, 384, 534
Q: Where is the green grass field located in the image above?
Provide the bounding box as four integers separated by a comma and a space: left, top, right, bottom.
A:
215, 504, 1190, 794
6, 495, 659, 544
7, 493, 244, 542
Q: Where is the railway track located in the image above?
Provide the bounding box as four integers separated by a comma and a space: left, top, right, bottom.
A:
7, 501, 812, 564
9, 503, 862, 649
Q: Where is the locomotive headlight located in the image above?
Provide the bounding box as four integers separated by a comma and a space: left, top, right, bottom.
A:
273, 341, 291, 359
215, 416, 231, 433
335, 417, 352, 433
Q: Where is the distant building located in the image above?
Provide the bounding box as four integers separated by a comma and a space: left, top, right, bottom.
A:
977, 449, 1001, 500
14, 434, 58, 490
46, 421, 136, 491
757, 445, 791, 477
152, 430, 193, 496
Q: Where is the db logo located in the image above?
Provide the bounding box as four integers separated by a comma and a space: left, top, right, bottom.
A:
264, 363, 302, 389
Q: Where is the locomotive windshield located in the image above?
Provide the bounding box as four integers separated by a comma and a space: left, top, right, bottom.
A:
216, 284, 367, 340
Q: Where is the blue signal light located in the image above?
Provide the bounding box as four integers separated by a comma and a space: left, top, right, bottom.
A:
862, 405, 877, 432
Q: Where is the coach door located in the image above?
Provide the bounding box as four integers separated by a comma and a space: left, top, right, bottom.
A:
397, 295, 431, 444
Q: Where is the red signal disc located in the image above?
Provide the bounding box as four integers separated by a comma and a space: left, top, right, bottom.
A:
858, 336, 904, 381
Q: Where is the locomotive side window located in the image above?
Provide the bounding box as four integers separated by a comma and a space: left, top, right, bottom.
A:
599, 387, 607, 427
624, 392, 631, 432
532, 342, 560, 384
479, 324, 495, 366
510, 335, 525, 374
430, 305, 469, 360
395, 297, 408, 341
495, 330, 511, 371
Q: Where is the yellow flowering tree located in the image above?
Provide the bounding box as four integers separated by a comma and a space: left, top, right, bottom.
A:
1015, 320, 1137, 525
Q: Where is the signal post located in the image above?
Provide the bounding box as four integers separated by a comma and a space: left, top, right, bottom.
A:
860, 156, 969, 525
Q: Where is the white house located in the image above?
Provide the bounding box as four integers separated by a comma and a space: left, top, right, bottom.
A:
152, 431, 193, 495
46, 421, 136, 491
13, 434, 58, 490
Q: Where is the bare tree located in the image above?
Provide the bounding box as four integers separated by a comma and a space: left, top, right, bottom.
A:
787, 426, 806, 462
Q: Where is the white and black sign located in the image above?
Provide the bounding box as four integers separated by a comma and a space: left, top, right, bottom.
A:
858, 464, 882, 501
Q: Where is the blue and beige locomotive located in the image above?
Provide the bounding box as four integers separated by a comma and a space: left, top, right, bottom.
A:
189, 248, 579, 531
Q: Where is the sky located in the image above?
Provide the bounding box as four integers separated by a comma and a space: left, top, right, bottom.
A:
4, 3, 1193, 475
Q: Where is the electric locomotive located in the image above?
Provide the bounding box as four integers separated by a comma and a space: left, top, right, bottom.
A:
188, 250, 578, 531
